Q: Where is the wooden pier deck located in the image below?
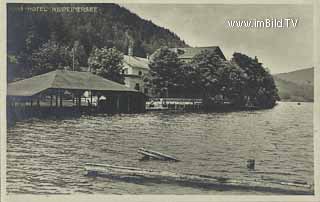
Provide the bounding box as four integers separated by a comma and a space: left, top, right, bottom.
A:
146, 98, 202, 111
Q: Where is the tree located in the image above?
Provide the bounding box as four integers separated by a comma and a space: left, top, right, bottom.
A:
7, 54, 21, 82
7, 4, 189, 81
189, 50, 227, 102
88, 47, 125, 84
148, 47, 185, 97
72, 40, 88, 68
231, 52, 279, 108
14, 24, 43, 79
188, 50, 250, 106
31, 40, 72, 75
217, 61, 246, 105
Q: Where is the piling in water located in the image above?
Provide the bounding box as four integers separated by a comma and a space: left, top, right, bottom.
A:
247, 159, 255, 170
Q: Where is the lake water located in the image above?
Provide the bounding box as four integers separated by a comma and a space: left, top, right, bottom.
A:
7, 102, 314, 194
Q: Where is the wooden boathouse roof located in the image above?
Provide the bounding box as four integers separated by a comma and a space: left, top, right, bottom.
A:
7, 70, 138, 97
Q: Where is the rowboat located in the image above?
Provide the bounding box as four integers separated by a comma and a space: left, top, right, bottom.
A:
84, 163, 313, 195
138, 148, 179, 161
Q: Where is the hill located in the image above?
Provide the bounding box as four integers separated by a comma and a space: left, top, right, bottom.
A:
273, 67, 314, 102
274, 67, 314, 86
7, 3, 188, 80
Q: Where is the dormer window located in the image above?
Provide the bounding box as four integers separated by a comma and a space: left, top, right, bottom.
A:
122, 69, 128, 74
177, 49, 185, 54
135, 83, 140, 91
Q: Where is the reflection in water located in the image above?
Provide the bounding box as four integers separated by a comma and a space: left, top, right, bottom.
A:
7, 102, 313, 194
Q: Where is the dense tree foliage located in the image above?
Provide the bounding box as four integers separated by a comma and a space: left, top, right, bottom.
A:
72, 40, 88, 69
7, 3, 188, 81
190, 50, 246, 105
31, 40, 73, 75
231, 53, 279, 108
88, 47, 125, 84
149, 49, 279, 109
148, 47, 186, 97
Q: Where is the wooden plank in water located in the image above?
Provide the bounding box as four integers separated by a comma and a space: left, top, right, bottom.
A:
138, 148, 179, 161
84, 163, 313, 194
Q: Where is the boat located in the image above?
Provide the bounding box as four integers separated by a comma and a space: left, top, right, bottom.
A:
84, 163, 313, 194
138, 148, 180, 161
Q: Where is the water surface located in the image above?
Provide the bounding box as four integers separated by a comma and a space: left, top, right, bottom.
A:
7, 102, 314, 194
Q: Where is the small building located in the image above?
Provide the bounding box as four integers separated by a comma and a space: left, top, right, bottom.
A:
120, 46, 226, 99
123, 55, 150, 94
7, 70, 146, 121
122, 47, 152, 96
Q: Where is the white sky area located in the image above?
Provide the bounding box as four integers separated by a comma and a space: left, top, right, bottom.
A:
122, 4, 313, 74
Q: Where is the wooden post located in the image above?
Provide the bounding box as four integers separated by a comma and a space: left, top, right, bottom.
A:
97, 95, 101, 106
50, 95, 53, 107
37, 97, 40, 107
56, 94, 58, 107
78, 93, 82, 113
247, 159, 255, 170
30, 99, 33, 107
116, 95, 120, 112
60, 91, 63, 107
74, 94, 77, 106
90, 91, 93, 110
127, 94, 130, 113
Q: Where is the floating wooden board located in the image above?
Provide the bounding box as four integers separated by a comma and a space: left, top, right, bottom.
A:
84, 163, 313, 195
138, 148, 180, 161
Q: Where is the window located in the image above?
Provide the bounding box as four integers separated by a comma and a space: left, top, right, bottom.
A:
144, 88, 148, 94
122, 69, 128, 74
135, 83, 140, 91
138, 71, 142, 76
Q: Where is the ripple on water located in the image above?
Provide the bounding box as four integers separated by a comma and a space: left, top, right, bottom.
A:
7, 102, 314, 194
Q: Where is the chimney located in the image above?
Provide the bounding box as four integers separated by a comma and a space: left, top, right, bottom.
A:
128, 45, 133, 57
146, 53, 150, 60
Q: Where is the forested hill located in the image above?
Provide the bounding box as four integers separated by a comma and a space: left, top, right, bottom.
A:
274, 67, 314, 86
7, 3, 188, 80
273, 67, 314, 102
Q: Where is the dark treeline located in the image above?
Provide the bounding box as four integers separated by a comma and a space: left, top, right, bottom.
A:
149, 48, 280, 109
7, 3, 188, 81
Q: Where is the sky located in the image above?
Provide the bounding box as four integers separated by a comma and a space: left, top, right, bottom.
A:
122, 4, 314, 74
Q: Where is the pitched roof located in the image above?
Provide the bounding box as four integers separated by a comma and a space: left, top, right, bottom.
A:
7, 70, 138, 97
123, 55, 149, 70
7, 71, 57, 97
170, 46, 226, 60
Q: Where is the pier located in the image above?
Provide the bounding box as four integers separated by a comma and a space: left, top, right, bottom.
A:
146, 98, 203, 111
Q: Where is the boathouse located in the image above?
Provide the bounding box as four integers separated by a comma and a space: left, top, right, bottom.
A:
7, 70, 146, 121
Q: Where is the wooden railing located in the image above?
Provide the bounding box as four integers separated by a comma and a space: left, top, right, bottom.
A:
146, 98, 203, 111
148, 98, 202, 104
